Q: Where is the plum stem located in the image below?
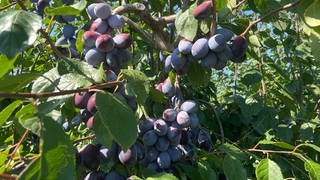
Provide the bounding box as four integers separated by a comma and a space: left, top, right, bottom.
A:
241, 0, 300, 36
209, 0, 217, 36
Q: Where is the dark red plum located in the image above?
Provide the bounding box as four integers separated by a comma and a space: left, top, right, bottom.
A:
90, 18, 109, 34
176, 111, 191, 128
86, 116, 94, 129
87, 93, 97, 113
93, 3, 111, 20
74, 92, 91, 109
107, 14, 125, 29
230, 35, 248, 63
113, 33, 132, 49
178, 39, 193, 55
85, 48, 105, 66
154, 119, 168, 136
208, 34, 227, 52
82, 31, 100, 48
193, 1, 213, 20
191, 38, 209, 59
118, 147, 137, 165
201, 51, 218, 68
95, 34, 114, 52
79, 144, 101, 170
157, 151, 171, 169
162, 108, 177, 122
180, 100, 198, 113
62, 24, 75, 38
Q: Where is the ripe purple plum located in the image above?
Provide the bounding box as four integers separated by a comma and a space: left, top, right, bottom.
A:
154, 119, 168, 136
87, 93, 97, 113
178, 39, 193, 55
208, 34, 227, 52
176, 111, 191, 128
193, 1, 213, 20
190, 113, 200, 128
164, 55, 173, 72
82, 31, 100, 48
74, 92, 91, 109
62, 24, 75, 38
191, 38, 209, 59
113, 33, 132, 49
161, 78, 175, 97
180, 100, 198, 113
93, 3, 111, 20
163, 108, 177, 122
95, 34, 114, 52
167, 147, 183, 162
201, 51, 218, 68
217, 28, 234, 41
90, 18, 109, 34
145, 147, 159, 162
167, 126, 181, 140
118, 147, 137, 165
142, 130, 158, 146
157, 152, 171, 169
86, 3, 97, 19
138, 118, 155, 135
79, 144, 101, 170
62, 15, 75, 22
231, 35, 248, 63
107, 14, 125, 29
171, 48, 187, 70
86, 116, 94, 129
85, 48, 105, 66
155, 137, 170, 152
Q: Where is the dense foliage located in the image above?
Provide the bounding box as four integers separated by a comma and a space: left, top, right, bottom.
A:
0, 0, 320, 179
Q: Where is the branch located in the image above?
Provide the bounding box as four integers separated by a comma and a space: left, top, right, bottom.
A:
0, 80, 124, 99
16, 0, 65, 59
73, 134, 96, 144
241, 0, 300, 36
210, 0, 217, 36
0, 2, 17, 11
197, 99, 225, 144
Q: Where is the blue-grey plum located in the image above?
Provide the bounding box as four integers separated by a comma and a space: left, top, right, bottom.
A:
105, 69, 117, 82
86, 3, 97, 19
189, 113, 200, 128
201, 51, 218, 68
145, 147, 159, 162
113, 34, 132, 49
223, 45, 233, 59
71, 114, 82, 126
90, 18, 109, 34
79, 144, 100, 170
85, 48, 105, 66
171, 48, 187, 70
157, 152, 171, 169
217, 28, 234, 41
180, 100, 198, 113
167, 147, 183, 162
55, 36, 68, 47
63, 24, 75, 38
176, 61, 190, 75
161, 78, 175, 97
82, 31, 100, 48
169, 133, 182, 146
191, 38, 209, 59
208, 34, 226, 52
198, 129, 213, 151
118, 146, 137, 165
178, 39, 193, 54
167, 126, 181, 141
62, 15, 75, 22
154, 119, 168, 136
193, 1, 213, 20
117, 48, 132, 64
105, 49, 121, 70
176, 111, 191, 128
138, 118, 155, 135
230, 35, 248, 63
215, 51, 229, 70
162, 108, 177, 122
155, 137, 170, 151
134, 142, 145, 160
107, 14, 125, 29
95, 34, 114, 52
84, 171, 105, 180
164, 55, 172, 72
94, 3, 111, 20
142, 130, 158, 146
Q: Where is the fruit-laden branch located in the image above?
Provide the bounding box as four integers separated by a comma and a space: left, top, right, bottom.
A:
0, 81, 124, 98
241, 0, 301, 36
16, 0, 65, 58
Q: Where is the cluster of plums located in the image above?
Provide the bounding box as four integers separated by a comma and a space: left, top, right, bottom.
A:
73, 100, 212, 179
82, 3, 131, 74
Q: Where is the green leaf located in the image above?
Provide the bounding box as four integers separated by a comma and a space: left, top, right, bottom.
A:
148, 88, 167, 103
216, 0, 228, 12
223, 155, 247, 180
175, 3, 198, 41
0, 73, 38, 92
305, 160, 320, 180
187, 61, 211, 89
0, 55, 17, 78
176, 162, 202, 180
0, 153, 7, 174
310, 31, 320, 60
200, 20, 210, 34
93, 115, 113, 147
19, 117, 76, 179
0, 100, 23, 127
95, 92, 138, 150
198, 160, 217, 180
76, 29, 84, 52
32, 68, 60, 93
258, 140, 296, 150
121, 69, 150, 104
16, 103, 41, 136
146, 173, 179, 180
297, 144, 320, 153
218, 143, 247, 161
255, 159, 284, 180
45, 0, 87, 16
304, 0, 320, 27
249, 35, 262, 47
241, 69, 262, 86
0, 10, 41, 59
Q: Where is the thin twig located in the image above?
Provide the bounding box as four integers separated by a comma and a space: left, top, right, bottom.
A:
248, 148, 308, 161
197, 99, 225, 144
241, 0, 301, 36
73, 134, 96, 144
210, 0, 216, 36
0, 2, 17, 11
5, 130, 29, 170
0, 80, 124, 99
